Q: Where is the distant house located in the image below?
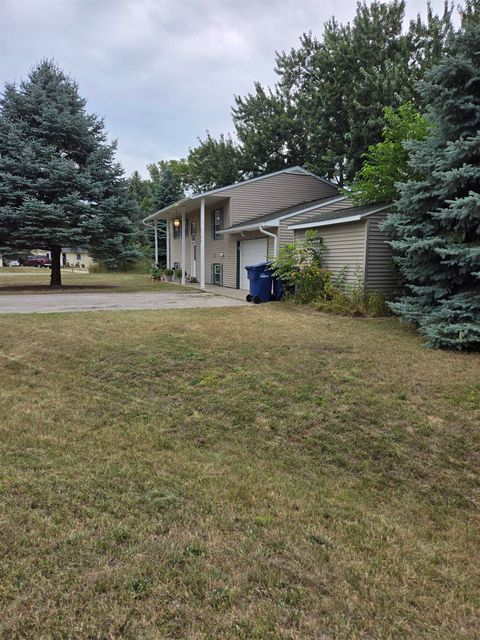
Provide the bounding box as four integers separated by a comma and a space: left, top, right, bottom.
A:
31, 248, 94, 269
143, 166, 396, 294
60, 248, 94, 269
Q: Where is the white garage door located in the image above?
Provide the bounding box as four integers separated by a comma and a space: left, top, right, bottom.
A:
239, 238, 268, 290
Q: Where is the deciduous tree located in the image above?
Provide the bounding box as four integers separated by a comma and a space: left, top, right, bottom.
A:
349, 103, 430, 205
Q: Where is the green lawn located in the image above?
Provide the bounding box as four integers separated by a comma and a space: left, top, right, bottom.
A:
0, 305, 478, 638
0, 268, 192, 294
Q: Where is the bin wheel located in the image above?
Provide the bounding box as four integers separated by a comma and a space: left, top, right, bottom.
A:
253, 295, 263, 304
246, 294, 253, 302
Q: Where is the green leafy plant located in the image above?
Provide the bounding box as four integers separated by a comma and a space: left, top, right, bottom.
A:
151, 266, 164, 280
315, 270, 389, 317
271, 230, 332, 304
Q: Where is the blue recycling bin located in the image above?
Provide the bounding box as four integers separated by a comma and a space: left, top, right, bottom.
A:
272, 277, 285, 301
245, 262, 273, 303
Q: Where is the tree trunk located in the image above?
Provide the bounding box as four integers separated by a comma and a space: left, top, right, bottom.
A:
50, 246, 62, 287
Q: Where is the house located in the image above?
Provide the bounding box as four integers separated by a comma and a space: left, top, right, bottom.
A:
31, 248, 94, 269
60, 248, 94, 269
143, 166, 396, 294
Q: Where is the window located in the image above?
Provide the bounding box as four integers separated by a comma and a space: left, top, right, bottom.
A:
76, 253, 81, 262
191, 220, 196, 241
212, 263, 223, 286
211, 209, 223, 240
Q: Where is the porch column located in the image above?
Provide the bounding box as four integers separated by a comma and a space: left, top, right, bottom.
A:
200, 197, 206, 289
166, 219, 170, 269
181, 210, 186, 285
154, 220, 159, 266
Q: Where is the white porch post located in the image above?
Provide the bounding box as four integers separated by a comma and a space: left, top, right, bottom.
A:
166, 219, 170, 269
200, 197, 206, 289
181, 210, 186, 285
154, 220, 159, 266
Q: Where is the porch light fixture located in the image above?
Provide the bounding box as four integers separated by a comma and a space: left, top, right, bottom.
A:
173, 218, 180, 228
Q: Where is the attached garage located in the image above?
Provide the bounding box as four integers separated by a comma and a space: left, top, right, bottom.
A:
288, 204, 397, 296
239, 238, 268, 290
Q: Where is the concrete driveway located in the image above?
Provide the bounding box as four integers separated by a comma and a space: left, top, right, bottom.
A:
0, 291, 248, 314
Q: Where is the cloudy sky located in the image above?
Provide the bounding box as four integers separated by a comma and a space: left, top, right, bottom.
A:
1, 0, 455, 176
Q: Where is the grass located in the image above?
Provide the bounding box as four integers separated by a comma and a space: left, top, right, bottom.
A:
0, 268, 193, 294
0, 305, 479, 639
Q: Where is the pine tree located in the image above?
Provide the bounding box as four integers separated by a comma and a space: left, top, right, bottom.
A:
0, 60, 139, 285
154, 163, 184, 209
383, 20, 480, 349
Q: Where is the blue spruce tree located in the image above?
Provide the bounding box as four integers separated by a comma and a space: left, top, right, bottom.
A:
384, 16, 480, 350
0, 60, 139, 286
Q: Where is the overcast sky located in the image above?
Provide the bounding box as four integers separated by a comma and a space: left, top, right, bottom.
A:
0, 0, 456, 177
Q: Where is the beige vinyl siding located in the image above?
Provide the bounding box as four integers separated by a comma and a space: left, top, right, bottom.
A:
294, 221, 367, 286
228, 173, 338, 225
364, 211, 397, 294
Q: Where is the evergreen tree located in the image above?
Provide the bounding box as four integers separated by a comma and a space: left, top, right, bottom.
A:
154, 162, 185, 209
383, 20, 480, 349
127, 170, 155, 252
349, 103, 430, 205
0, 60, 139, 285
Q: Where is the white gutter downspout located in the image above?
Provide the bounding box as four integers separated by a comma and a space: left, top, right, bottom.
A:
259, 225, 278, 257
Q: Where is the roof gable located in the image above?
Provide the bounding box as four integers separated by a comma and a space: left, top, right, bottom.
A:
142, 166, 338, 223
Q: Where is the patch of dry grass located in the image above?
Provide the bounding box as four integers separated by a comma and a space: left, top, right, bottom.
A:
0, 306, 479, 639
0, 269, 192, 294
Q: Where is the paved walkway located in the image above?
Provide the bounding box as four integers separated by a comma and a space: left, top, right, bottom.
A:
186, 283, 249, 300
0, 291, 248, 314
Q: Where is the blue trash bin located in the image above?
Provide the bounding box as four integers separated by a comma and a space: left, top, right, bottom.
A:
272, 277, 285, 301
245, 262, 272, 303
256, 270, 273, 303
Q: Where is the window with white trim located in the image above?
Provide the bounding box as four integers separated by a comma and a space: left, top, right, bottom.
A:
211, 263, 223, 285
211, 209, 223, 240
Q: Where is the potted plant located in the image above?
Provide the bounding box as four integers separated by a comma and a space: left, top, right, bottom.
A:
151, 267, 164, 281
164, 268, 174, 282
174, 268, 183, 281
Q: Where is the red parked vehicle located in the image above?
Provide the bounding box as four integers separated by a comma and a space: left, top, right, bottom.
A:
24, 255, 52, 268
